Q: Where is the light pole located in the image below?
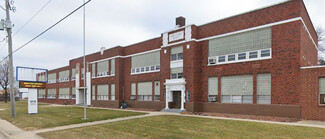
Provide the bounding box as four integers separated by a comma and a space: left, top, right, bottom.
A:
82, 0, 87, 120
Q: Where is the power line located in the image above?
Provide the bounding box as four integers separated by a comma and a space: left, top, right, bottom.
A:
13, 0, 52, 36
0, 0, 92, 64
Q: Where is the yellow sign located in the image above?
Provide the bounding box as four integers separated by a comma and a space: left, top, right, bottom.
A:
19, 81, 46, 89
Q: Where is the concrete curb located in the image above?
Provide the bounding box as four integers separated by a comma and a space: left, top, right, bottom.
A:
0, 128, 10, 139
179, 114, 325, 129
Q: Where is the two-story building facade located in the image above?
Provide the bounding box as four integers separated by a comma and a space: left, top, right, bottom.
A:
38, 0, 325, 121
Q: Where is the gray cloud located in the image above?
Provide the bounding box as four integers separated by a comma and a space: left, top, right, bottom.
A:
0, 0, 323, 70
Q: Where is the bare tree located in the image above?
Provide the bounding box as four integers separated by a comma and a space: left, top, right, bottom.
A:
317, 27, 325, 65
0, 60, 10, 103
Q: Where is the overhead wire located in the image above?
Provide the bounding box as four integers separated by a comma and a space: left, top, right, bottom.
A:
0, 0, 92, 63
13, 0, 52, 36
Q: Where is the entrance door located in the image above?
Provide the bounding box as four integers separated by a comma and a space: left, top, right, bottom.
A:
79, 90, 84, 104
173, 91, 181, 108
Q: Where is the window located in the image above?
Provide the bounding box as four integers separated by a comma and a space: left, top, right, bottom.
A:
92, 63, 96, 77
208, 27, 271, 57
171, 46, 183, 61
92, 85, 95, 100
151, 66, 155, 71
177, 73, 183, 78
249, 51, 258, 59
111, 84, 115, 100
71, 68, 76, 80
59, 88, 69, 99
47, 89, 56, 99
137, 82, 152, 101
261, 49, 271, 57
110, 59, 115, 75
131, 68, 135, 73
231, 96, 242, 103
171, 53, 183, 61
257, 74, 271, 104
71, 87, 76, 99
208, 77, 218, 102
178, 53, 183, 60
243, 95, 253, 103
171, 67, 183, 79
171, 73, 177, 79
59, 70, 70, 82
228, 54, 235, 61
154, 81, 160, 101
48, 73, 56, 84
156, 65, 160, 70
319, 78, 325, 105
97, 61, 108, 77
81, 68, 85, 79
238, 53, 246, 60
131, 83, 136, 100
171, 54, 177, 61
97, 84, 108, 100
218, 56, 226, 62
38, 89, 46, 98
131, 51, 160, 74
221, 75, 253, 103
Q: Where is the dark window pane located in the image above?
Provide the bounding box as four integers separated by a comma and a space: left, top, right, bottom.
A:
178, 53, 183, 60
177, 73, 183, 78
218, 56, 226, 62
261, 49, 270, 57
228, 54, 235, 61
171, 54, 177, 61
171, 73, 177, 79
238, 53, 246, 60
249, 51, 258, 59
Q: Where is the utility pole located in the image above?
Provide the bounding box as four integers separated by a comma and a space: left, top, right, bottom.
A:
5, 0, 16, 117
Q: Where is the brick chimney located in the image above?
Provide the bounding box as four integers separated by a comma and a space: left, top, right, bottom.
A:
176, 16, 186, 27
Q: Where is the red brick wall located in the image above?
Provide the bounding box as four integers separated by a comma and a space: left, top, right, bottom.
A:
300, 68, 325, 121
40, 0, 323, 120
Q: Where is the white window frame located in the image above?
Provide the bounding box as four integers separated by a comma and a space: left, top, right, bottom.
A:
131, 64, 160, 75
208, 48, 272, 66
171, 52, 184, 62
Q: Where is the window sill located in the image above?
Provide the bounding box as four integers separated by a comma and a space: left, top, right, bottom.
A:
208, 57, 271, 66
92, 75, 115, 79
170, 60, 183, 63
131, 70, 160, 75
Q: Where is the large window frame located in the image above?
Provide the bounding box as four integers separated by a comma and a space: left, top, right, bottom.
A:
208, 48, 271, 66
319, 78, 325, 105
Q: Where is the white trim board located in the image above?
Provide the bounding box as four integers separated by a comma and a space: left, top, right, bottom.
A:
300, 65, 325, 69
163, 17, 318, 51
92, 17, 318, 65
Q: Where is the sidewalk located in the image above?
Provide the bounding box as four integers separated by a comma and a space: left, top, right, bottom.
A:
1, 106, 325, 139
0, 118, 42, 139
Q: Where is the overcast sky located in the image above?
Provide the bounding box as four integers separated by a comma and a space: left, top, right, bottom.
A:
0, 0, 324, 71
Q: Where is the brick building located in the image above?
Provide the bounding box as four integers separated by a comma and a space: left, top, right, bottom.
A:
37, 0, 325, 121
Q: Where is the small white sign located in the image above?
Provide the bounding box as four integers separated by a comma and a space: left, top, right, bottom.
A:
28, 88, 38, 114
169, 31, 184, 42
